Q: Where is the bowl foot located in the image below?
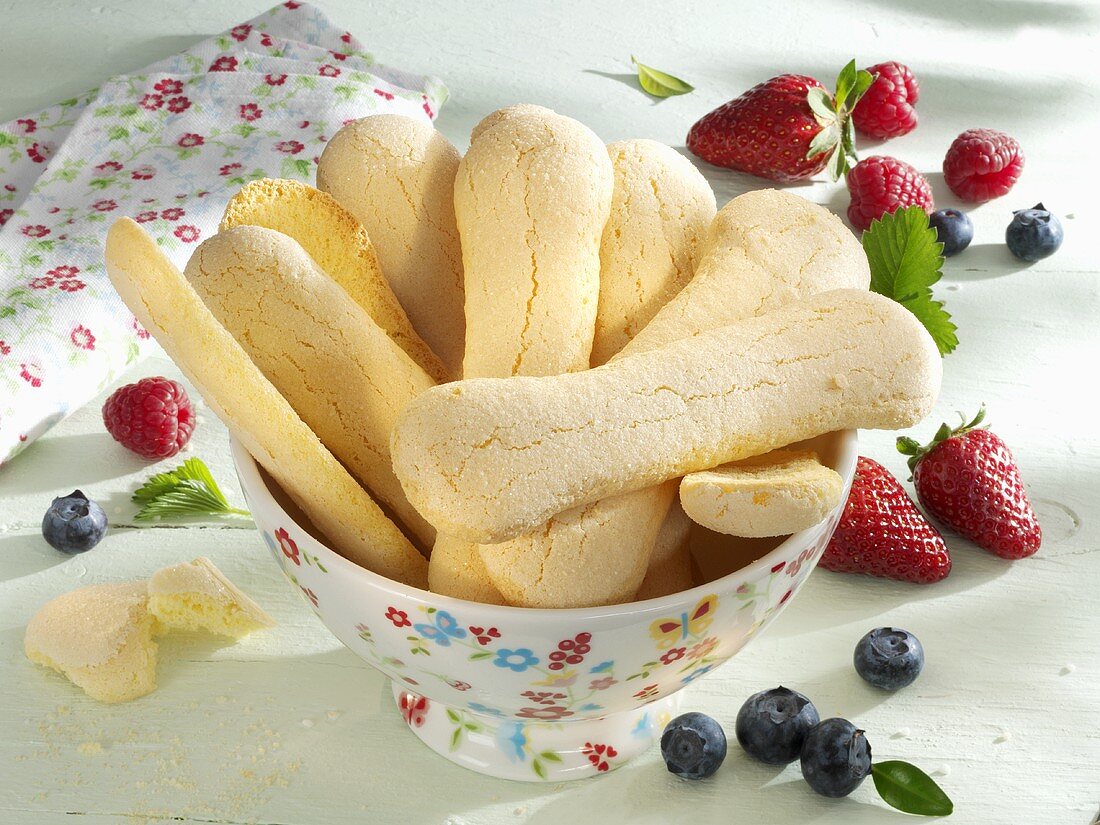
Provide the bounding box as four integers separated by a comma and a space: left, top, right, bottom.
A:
392, 683, 681, 781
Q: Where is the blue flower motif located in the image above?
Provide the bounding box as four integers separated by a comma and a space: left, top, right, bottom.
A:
414, 610, 467, 647
468, 702, 505, 717
681, 664, 716, 684
589, 660, 614, 674
493, 647, 539, 672
496, 721, 527, 763
631, 711, 652, 739
579, 703, 604, 712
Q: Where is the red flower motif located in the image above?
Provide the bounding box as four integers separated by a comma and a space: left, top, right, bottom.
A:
160, 207, 185, 221
19, 363, 42, 387
92, 199, 117, 212
284, 1, 302, 8
209, 56, 238, 73
582, 742, 618, 772
299, 120, 310, 129
264, 73, 288, 86
154, 78, 184, 95
14, 118, 36, 134
57, 279, 85, 292
174, 224, 200, 243
139, 93, 164, 111
230, 23, 252, 41
447, 679, 472, 691
134, 210, 158, 223
275, 140, 304, 155
398, 692, 429, 727
275, 527, 300, 565
259, 33, 274, 47
28, 277, 54, 290
131, 165, 156, 181
238, 103, 263, 122
27, 142, 54, 163
770, 561, 786, 574
340, 31, 352, 43
329, 50, 347, 61
589, 676, 617, 690
219, 163, 243, 176
317, 64, 340, 78
660, 647, 687, 666
516, 705, 574, 721
385, 606, 411, 628
0, 208, 12, 226
166, 96, 191, 114
633, 684, 659, 700
0, 340, 10, 355
132, 317, 150, 340
177, 133, 204, 148
95, 161, 123, 174
300, 586, 319, 607
548, 632, 592, 671
373, 89, 395, 101
521, 691, 567, 705
687, 636, 718, 661
21, 224, 49, 238
467, 625, 501, 645
70, 325, 95, 350
48, 265, 80, 278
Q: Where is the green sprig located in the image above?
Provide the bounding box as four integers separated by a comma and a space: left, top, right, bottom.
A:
132, 457, 250, 521
631, 56, 694, 98
872, 760, 954, 816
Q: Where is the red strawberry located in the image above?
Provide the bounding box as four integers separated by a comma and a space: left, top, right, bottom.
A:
852, 61, 919, 139
942, 128, 1023, 203
846, 155, 934, 231
687, 61, 874, 182
897, 407, 1041, 559
820, 456, 951, 584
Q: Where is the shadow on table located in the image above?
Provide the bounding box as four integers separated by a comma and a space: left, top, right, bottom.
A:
0, 532, 70, 583
862, 0, 1097, 30
2, 431, 149, 493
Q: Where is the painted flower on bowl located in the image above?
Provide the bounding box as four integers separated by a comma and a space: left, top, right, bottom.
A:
517, 705, 573, 721
493, 648, 539, 673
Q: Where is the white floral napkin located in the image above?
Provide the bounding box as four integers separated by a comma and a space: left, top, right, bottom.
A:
0, 2, 447, 464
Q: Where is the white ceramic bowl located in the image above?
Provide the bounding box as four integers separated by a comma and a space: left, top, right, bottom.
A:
231, 430, 857, 782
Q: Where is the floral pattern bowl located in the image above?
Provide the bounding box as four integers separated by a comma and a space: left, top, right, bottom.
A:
231, 429, 857, 782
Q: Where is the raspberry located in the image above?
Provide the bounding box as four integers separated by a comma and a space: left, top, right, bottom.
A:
846, 155, 934, 232
942, 128, 1023, 203
103, 377, 195, 459
852, 62, 918, 139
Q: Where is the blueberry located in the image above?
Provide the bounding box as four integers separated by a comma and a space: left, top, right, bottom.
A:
660, 712, 727, 779
854, 627, 924, 690
41, 490, 107, 554
928, 208, 973, 257
800, 718, 872, 798
1006, 203, 1063, 261
735, 686, 820, 765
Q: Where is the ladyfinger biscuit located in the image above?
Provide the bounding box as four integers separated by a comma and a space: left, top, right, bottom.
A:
634, 501, 694, 601
679, 450, 844, 538
317, 116, 465, 378
456, 107, 613, 378
391, 289, 941, 542
428, 535, 507, 605
220, 178, 447, 383
185, 226, 437, 550
105, 219, 428, 587
592, 140, 716, 365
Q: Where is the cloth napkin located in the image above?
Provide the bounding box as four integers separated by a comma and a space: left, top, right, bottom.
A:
0, 2, 447, 465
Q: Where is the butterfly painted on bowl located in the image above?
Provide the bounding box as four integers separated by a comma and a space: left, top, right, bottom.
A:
648, 595, 718, 650
414, 609, 468, 647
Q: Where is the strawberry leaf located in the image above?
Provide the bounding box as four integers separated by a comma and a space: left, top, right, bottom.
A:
630, 57, 694, 98
871, 761, 954, 816
807, 87, 837, 123
833, 59, 859, 110
806, 124, 840, 158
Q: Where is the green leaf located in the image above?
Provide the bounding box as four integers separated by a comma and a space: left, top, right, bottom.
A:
231, 123, 257, 138
806, 87, 836, 123
540, 751, 563, 762
132, 457, 250, 521
806, 124, 839, 159
532, 759, 546, 779
631, 56, 694, 98
851, 69, 876, 104
0, 133, 15, 147
107, 126, 129, 141
468, 651, 493, 660
871, 761, 953, 816
862, 206, 957, 355
450, 727, 462, 750
446, 709, 460, 723
119, 103, 139, 117
833, 59, 858, 110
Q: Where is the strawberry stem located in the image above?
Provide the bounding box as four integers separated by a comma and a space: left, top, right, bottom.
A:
897, 405, 989, 477
805, 60, 875, 181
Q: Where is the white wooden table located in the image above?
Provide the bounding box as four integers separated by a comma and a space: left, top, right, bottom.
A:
2, 1, 1097, 823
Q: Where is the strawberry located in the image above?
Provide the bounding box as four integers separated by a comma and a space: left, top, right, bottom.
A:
820, 456, 952, 584
897, 407, 1041, 560
687, 60, 874, 182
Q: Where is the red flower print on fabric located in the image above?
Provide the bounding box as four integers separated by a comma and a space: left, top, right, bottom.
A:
48, 265, 80, 279
0, 208, 12, 226
22, 225, 49, 238
92, 199, 117, 212
131, 166, 156, 181
166, 96, 191, 114
275, 527, 300, 565
373, 89, 394, 101
468, 626, 501, 645
284, 1, 302, 9
154, 78, 184, 95
0, 341, 10, 356
399, 692, 429, 727
230, 23, 252, 41
28, 277, 55, 290
239, 103, 263, 122
329, 50, 347, 61
139, 93, 164, 111
57, 279, 85, 292
275, 140, 304, 154
340, 31, 352, 43
27, 142, 54, 163
385, 606, 411, 628
209, 56, 238, 73
20, 363, 42, 388
259, 33, 274, 47
219, 163, 243, 176
174, 225, 200, 243
134, 210, 158, 223
15, 118, 36, 134
582, 742, 618, 772
70, 326, 95, 350
423, 98, 435, 119
516, 705, 573, 721
317, 64, 340, 77
160, 207, 185, 221
633, 684, 659, 700
177, 133, 204, 148
95, 161, 123, 173
132, 317, 150, 340
265, 73, 288, 86
548, 632, 591, 671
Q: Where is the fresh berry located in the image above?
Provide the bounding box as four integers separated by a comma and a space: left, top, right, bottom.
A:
660, 712, 727, 779
1006, 203, 1063, 262
103, 377, 195, 459
942, 128, 1024, 203
898, 407, 1041, 559
928, 208, 974, 257
820, 456, 952, 584
736, 686, 820, 765
687, 62, 872, 182
854, 627, 925, 690
846, 155, 934, 232
852, 61, 919, 139
41, 490, 108, 554
800, 718, 872, 798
